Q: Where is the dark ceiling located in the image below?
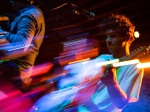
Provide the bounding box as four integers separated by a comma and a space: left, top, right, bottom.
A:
0, 0, 150, 64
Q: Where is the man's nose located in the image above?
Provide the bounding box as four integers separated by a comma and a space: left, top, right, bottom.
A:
106, 36, 112, 41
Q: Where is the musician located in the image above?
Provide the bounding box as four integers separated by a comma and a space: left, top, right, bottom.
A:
75, 14, 144, 112
0, 0, 45, 91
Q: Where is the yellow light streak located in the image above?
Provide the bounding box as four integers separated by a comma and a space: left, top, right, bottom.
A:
137, 62, 150, 68
113, 59, 140, 67
96, 59, 119, 66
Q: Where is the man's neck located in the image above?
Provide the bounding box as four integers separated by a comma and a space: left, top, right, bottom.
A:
113, 42, 130, 58
113, 50, 129, 59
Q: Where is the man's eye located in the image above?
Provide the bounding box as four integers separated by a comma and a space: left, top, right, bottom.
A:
106, 35, 115, 38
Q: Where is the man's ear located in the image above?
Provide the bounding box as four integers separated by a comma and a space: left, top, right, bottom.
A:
124, 34, 131, 41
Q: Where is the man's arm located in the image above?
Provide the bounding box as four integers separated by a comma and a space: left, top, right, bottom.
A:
0, 14, 36, 60
101, 66, 128, 109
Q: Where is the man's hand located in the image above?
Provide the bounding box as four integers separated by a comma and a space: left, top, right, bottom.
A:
101, 64, 128, 108
101, 64, 117, 86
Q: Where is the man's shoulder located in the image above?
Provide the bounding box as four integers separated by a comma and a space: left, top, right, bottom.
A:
23, 6, 42, 16
93, 54, 112, 62
20, 6, 44, 22
97, 54, 112, 59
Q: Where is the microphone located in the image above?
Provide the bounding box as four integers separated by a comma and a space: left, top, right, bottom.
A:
70, 3, 95, 20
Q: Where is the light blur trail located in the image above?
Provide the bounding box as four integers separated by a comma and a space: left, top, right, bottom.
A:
137, 62, 150, 68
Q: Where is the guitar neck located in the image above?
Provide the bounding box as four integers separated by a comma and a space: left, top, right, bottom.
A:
119, 46, 150, 62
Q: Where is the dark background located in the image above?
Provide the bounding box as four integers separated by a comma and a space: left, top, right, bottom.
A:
0, 0, 150, 111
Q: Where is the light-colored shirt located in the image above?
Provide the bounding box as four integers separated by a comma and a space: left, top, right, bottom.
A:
31, 54, 143, 112
78, 54, 144, 112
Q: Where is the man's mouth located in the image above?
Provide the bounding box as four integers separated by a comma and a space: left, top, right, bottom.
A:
108, 44, 114, 48
107, 45, 115, 51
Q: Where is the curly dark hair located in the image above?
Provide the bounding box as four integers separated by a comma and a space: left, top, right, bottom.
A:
100, 14, 135, 43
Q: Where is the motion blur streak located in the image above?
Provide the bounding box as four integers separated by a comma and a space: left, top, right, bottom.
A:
68, 58, 90, 64
113, 59, 140, 67
137, 62, 150, 68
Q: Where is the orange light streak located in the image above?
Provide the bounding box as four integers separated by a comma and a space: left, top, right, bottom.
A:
68, 58, 90, 64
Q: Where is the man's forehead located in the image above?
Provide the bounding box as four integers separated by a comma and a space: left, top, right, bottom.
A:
105, 29, 123, 35
9, 0, 17, 2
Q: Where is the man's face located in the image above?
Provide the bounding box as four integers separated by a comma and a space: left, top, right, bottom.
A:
105, 29, 126, 54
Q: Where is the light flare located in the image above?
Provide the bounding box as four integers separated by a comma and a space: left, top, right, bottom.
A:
96, 59, 119, 66
112, 59, 140, 67
137, 62, 150, 68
